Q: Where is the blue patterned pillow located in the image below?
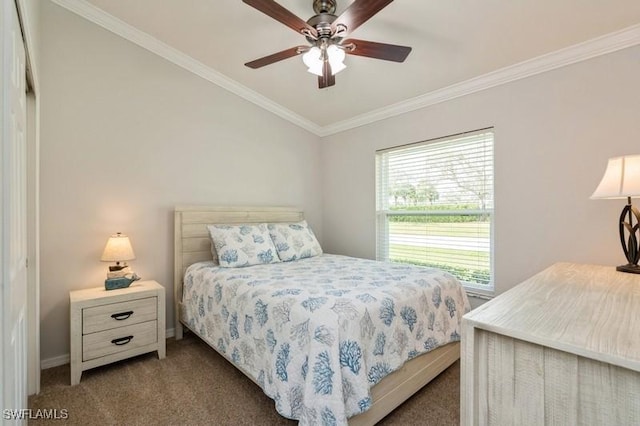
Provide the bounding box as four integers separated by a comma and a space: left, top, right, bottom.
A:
267, 220, 323, 262
207, 224, 280, 268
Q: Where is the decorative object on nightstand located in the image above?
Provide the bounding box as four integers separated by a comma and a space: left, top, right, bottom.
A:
100, 232, 140, 289
69, 280, 166, 385
591, 154, 640, 274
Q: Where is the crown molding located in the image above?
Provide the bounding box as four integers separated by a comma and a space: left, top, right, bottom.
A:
50, 0, 640, 138
50, 0, 324, 136
320, 23, 640, 136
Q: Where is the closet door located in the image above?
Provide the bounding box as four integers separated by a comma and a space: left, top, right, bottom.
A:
1, 0, 28, 419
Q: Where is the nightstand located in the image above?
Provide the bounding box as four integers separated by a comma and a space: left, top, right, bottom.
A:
70, 280, 166, 385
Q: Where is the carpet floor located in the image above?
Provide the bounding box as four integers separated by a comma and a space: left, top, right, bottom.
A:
29, 335, 460, 425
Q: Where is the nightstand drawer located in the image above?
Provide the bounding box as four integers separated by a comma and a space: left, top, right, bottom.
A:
70, 280, 166, 385
83, 320, 157, 361
83, 297, 157, 334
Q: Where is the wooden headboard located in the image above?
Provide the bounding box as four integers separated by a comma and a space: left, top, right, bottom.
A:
173, 206, 304, 338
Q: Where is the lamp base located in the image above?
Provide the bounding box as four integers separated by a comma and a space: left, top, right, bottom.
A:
109, 264, 127, 272
616, 264, 640, 274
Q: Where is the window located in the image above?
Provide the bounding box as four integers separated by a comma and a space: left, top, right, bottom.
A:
376, 129, 494, 292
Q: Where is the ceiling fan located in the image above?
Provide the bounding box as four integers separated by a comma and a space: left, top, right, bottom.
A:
243, 0, 412, 89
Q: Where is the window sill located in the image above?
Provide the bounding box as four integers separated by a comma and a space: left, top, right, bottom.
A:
464, 288, 494, 300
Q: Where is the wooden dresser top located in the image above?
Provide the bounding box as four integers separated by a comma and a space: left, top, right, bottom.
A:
463, 262, 640, 371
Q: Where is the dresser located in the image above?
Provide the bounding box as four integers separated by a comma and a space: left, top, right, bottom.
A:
461, 263, 640, 425
70, 280, 166, 385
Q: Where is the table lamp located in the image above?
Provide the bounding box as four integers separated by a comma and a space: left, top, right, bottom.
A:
591, 155, 640, 274
100, 232, 140, 290
101, 232, 135, 272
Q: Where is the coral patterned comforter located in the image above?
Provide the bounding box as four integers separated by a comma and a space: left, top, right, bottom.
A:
183, 254, 469, 425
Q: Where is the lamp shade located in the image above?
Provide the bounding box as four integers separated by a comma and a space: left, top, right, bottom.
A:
591, 155, 640, 199
303, 47, 323, 76
327, 44, 346, 74
302, 44, 347, 77
101, 233, 135, 262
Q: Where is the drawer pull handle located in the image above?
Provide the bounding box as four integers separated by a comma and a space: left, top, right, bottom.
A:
111, 311, 134, 321
111, 336, 134, 346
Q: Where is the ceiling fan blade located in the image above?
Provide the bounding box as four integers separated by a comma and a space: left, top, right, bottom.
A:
318, 61, 336, 89
332, 0, 394, 35
245, 46, 307, 69
243, 0, 317, 38
343, 38, 411, 62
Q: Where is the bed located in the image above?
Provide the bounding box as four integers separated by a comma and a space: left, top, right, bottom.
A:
174, 206, 468, 425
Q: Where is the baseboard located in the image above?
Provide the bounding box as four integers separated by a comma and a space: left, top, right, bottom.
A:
40, 354, 70, 370
40, 327, 175, 369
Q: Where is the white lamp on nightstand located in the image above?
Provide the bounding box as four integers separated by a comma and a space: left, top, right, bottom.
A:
591, 154, 640, 274
100, 232, 140, 290
100, 232, 135, 272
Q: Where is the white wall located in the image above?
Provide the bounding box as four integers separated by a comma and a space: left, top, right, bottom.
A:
39, 2, 322, 362
38, 0, 640, 363
321, 45, 640, 297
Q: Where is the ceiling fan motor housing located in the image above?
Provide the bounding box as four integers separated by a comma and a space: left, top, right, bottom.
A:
307, 0, 339, 43
306, 13, 337, 41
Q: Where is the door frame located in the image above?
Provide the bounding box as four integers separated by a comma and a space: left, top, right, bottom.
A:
2, 0, 29, 415
14, 0, 40, 396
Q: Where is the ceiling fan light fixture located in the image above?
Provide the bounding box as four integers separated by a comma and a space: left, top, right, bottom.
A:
303, 46, 324, 76
302, 44, 346, 76
307, 62, 324, 76
327, 44, 346, 74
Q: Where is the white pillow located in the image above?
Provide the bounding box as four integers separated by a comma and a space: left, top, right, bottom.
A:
207, 223, 280, 268
267, 220, 322, 262
209, 242, 219, 266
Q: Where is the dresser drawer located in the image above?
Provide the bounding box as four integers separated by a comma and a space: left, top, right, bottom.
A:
83, 297, 157, 334
83, 320, 157, 361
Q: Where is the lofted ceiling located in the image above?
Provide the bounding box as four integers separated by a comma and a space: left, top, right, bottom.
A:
56, 0, 640, 134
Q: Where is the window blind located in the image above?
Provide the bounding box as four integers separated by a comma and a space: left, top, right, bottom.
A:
376, 129, 494, 290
